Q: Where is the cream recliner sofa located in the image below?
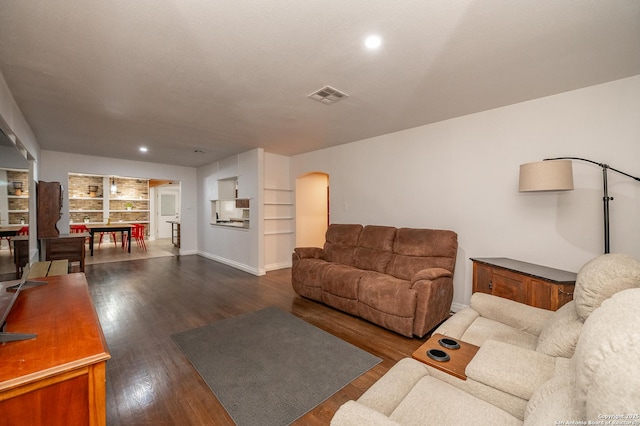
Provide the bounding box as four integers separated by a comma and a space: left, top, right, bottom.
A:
436, 253, 640, 358
331, 287, 640, 425
423, 254, 640, 418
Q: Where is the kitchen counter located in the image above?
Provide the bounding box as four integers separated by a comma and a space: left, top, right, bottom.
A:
211, 221, 250, 230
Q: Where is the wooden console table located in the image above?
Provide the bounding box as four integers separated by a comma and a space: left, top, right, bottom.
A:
0, 273, 110, 425
40, 233, 87, 272
471, 257, 576, 311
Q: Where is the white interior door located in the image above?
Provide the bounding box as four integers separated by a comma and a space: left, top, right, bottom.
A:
156, 186, 180, 239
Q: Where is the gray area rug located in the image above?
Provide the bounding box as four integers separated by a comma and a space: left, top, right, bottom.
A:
172, 306, 381, 426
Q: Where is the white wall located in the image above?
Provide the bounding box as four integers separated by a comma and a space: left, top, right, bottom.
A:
39, 150, 198, 255
197, 148, 264, 274
0, 72, 40, 163
291, 75, 640, 310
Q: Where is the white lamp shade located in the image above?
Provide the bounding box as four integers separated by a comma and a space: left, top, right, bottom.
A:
519, 160, 574, 192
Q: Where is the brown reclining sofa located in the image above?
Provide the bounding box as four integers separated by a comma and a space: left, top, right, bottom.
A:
292, 224, 458, 337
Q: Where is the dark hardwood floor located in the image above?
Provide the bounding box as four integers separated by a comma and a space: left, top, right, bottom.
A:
83, 255, 428, 425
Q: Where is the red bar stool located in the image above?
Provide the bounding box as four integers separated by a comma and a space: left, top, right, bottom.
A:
125, 223, 147, 251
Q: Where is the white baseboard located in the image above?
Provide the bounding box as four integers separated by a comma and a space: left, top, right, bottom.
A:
197, 251, 264, 276
264, 261, 292, 272
450, 301, 469, 313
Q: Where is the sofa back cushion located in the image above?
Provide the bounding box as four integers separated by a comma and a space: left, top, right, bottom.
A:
535, 301, 582, 358
573, 253, 640, 321
386, 228, 458, 281
354, 225, 396, 273
323, 224, 363, 266
574, 288, 640, 419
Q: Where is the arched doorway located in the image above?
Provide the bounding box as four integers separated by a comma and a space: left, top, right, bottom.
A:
295, 172, 329, 247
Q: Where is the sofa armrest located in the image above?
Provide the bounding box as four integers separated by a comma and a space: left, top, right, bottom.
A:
331, 401, 401, 426
470, 292, 554, 336
466, 340, 556, 400
411, 267, 452, 284
293, 247, 325, 260
410, 269, 455, 336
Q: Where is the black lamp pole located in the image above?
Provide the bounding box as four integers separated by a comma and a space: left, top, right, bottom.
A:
544, 157, 640, 254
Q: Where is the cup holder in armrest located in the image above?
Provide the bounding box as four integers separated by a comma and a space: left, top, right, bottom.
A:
438, 338, 460, 350
426, 349, 450, 362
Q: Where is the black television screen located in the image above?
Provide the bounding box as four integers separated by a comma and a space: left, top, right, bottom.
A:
0, 266, 46, 343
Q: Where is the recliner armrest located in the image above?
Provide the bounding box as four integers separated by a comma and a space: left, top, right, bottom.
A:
293, 247, 325, 260
470, 292, 554, 336
466, 340, 557, 400
331, 401, 401, 426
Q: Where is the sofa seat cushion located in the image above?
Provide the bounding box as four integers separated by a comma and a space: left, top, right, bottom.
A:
292, 258, 332, 301
321, 264, 364, 315
459, 317, 538, 350
358, 273, 417, 337
389, 376, 521, 425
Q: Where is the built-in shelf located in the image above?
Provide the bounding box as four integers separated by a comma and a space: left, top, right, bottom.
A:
264, 188, 294, 242
68, 174, 150, 226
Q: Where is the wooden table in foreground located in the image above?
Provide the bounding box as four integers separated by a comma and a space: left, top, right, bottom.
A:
0, 273, 110, 425
412, 333, 479, 380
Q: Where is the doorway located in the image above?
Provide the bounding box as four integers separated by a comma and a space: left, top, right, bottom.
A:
153, 183, 180, 239
295, 172, 329, 247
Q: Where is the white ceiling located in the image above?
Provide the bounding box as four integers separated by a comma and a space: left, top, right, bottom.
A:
1, 1, 639, 168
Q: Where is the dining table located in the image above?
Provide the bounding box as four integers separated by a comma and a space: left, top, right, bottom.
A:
86, 223, 133, 256
0, 224, 27, 238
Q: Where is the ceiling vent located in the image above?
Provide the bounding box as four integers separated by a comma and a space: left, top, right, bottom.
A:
308, 86, 349, 105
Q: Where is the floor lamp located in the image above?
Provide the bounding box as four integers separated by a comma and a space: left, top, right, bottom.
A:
519, 157, 640, 254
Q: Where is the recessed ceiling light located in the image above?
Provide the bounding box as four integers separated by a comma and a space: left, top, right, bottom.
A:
139, 146, 148, 153
364, 35, 382, 50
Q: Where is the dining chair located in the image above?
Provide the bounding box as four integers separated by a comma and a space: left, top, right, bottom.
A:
70, 224, 91, 245
125, 223, 147, 251
4, 226, 29, 256
98, 231, 118, 249
1, 235, 12, 255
